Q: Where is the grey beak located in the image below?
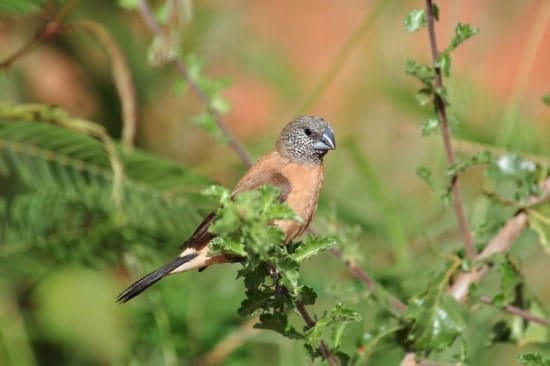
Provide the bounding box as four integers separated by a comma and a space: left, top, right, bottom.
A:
313, 127, 336, 151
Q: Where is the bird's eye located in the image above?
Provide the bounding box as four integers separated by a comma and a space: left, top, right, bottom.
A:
304, 128, 312, 136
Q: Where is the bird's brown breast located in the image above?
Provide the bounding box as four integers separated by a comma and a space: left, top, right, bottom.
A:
233, 150, 324, 242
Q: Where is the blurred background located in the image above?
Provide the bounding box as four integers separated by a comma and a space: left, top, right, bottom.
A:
0, 0, 549, 365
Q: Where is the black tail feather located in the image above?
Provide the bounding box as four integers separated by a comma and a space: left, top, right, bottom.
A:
117, 253, 198, 303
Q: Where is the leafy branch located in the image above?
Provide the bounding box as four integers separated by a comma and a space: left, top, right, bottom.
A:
406, 0, 478, 260
136, 0, 253, 166
204, 185, 358, 365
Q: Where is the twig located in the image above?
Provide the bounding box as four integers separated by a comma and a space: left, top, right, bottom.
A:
479, 295, 550, 327
295, 299, 340, 366
448, 177, 550, 302
137, 0, 253, 166
66, 20, 137, 149
425, 0, 476, 261
330, 248, 407, 314
0, 0, 78, 69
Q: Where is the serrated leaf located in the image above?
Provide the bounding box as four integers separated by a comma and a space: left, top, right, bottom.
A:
404, 9, 426, 32
292, 236, 336, 263
305, 303, 361, 349
254, 312, 303, 339
449, 23, 479, 51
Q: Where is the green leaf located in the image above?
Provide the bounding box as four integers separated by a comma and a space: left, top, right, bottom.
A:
527, 203, 550, 255
191, 112, 229, 144
431, 3, 440, 21
118, 0, 139, 10
447, 150, 492, 176
405, 268, 466, 353
518, 352, 550, 366
404, 9, 426, 32
436, 52, 451, 77
254, 312, 303, 339
305, 303, 361, 349
543, 94, 550, 106
492, 255, 522, 306
416, 166, 434, 188
421, 117, 439, 136
449, 23, 479, 51
0, 0, 42, 14
415, 87, 433, 107
292, 236, 336, 263
405, 59, 436, 87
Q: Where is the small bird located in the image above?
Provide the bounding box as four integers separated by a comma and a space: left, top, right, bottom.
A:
117, 115, 335, 302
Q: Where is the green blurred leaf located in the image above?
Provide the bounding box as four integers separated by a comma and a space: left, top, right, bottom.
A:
543, 94, 550, 106
421, 117, 439, 136
415, 87, 433, 107
511, 299, 550, 346
404, 9, 426, 32
527, 203, 550, 255
191, 111, 229, 144
405, 59, 435, 87
448, 23, 479, 51
118, 0, 139, 10
447, 150, 493, 176
436, 52, 451, 77
405, 268, 466, 353
0, 0, 43, 14
519, 352, 550, 366
34, 268, 129, 363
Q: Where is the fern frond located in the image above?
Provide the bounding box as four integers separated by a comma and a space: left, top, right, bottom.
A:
0, 113, 214, 266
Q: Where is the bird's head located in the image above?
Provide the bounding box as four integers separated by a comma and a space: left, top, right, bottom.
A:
277, 115, 336, 164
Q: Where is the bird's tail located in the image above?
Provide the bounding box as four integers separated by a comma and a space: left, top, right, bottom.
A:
117, 253, 198, 303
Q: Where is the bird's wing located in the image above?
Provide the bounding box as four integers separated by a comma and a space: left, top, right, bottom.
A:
181, 163, 291, 250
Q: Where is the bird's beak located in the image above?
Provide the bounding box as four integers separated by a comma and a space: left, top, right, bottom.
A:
313, 126, 336, 150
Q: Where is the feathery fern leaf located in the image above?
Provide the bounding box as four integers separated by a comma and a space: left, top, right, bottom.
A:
0, 116, 215, 270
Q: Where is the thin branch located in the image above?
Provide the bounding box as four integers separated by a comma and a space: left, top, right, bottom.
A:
66, 20, 138, 149
330, 248, 407, 314
479, 295, 550, 327
425, 0, 476, 260
294, 299, 340, 366
137, 0, 253, 167
448, 177, 550, 302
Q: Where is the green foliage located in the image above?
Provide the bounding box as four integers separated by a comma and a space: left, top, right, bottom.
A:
204, 184, 356, 361
404, 264, 466, 357
519, 353, 550, 366
0, 0, 44, 14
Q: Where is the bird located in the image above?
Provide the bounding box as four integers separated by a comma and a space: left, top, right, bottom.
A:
117, 115, 336, 303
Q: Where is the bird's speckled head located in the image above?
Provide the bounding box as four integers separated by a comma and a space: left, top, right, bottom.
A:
276, 115, 336, 165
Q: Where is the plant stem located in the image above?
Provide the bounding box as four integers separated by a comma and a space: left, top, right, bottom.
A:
424, 0, 476, 260
137, 0, 253, 167
479, 295, 550, 326
294, 298, 339, 366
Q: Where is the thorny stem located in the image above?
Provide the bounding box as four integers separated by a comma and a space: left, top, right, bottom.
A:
425, 0, 476, 260
137, 0, 253, 167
